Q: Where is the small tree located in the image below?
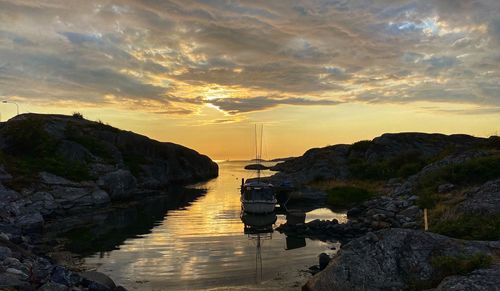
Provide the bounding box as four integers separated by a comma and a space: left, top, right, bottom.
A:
72, 112, 84, 119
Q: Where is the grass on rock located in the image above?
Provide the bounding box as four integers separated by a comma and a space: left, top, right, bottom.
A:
326, 186, 375, 208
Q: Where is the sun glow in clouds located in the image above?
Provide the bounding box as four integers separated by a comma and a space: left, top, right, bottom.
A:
0, 0, 499, 159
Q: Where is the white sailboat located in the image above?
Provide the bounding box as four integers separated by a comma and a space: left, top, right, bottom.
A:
240, 125, 277, 214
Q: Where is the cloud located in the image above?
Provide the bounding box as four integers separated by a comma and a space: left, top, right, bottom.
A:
59, 31, 103, 44
0, 0, 499, 116
207, 96, 340, 114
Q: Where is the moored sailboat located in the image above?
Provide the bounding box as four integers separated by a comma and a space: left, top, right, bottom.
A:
241, 125, 277, 214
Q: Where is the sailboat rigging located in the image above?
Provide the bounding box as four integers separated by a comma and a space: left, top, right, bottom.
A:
240, 125, 277, 214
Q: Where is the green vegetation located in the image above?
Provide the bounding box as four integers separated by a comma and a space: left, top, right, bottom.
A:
2, 117, 57, 157
431, 253, 492, 277
72, 112, 84, 119
431, 214, 500, 241
348, 150, 428, 180
123, 153, 147, 177
416, 154, 500, 208
326, 186, 375, 208
409, 252, 493, 290
65, 130, 114, 162
1, 117, 91, 184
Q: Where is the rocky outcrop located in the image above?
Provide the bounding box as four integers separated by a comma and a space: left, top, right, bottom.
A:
429, 265, 500, 290
390, 150, 492, 197
0, 113, 218, 290
277, 194, 421, 242
0, 114, 217, 210
456, 178, 500, 216
270, 144, 350, 185
270, 133, 489, 188
304, 228, 500, 291
0, 236, 126, 290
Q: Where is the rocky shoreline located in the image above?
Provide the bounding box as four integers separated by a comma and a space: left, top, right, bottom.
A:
269, 133, 500, 290
0, 114, 218, 290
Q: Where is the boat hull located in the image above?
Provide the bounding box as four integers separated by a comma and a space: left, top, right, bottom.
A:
241, 199, 277, 214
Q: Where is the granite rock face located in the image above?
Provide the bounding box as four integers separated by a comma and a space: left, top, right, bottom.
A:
0, 113, 218, 209
304, 229, 499, 291
270, 133, 488, 189
456, 178, 500, 216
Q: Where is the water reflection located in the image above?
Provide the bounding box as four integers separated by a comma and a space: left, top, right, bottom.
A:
45, 187, 206, 256
240, 211, 277, 284
52, 161, 344, 290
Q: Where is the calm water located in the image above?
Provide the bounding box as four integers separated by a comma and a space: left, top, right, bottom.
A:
66, 161, 345, 290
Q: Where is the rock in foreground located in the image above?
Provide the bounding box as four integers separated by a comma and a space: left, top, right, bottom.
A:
304, 228, 499, 291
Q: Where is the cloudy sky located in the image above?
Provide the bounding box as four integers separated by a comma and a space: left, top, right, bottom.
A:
1, 0, 499, 159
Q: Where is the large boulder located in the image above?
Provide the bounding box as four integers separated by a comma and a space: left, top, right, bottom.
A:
98, 169, 137, 200
430, 265, 500, 291
456, 178, 500, 215
80, 271, 117, 290
304, 229, 499, 291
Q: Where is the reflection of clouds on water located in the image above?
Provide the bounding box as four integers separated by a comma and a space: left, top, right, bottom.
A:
79, 161, 342, 289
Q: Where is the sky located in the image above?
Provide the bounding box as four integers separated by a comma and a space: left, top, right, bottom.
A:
0, 0, 499, 160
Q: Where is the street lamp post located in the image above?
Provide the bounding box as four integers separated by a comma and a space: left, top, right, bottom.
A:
2, 100, 19, 115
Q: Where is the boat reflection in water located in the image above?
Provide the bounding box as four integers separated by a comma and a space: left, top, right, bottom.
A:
240, 211, 277, 284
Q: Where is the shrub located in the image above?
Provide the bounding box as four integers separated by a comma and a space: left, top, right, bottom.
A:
2, 117, 56, 156
326, 186, 375, 208
1, 117, 92, 183
431, 214, 500, 241
431, 253, 492, 278
415, 155, 500, 208
348, 150, 427, 180
72, 112, 84, 119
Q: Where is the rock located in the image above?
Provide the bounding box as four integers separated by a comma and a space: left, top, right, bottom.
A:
0, 246, 12, 259
15, 212, 44, 231
456, 178, 500, 215
0, 273, 30, 289
91, 190, 111, 206
90, 163, 117, 177
51, 265, 81, 287
399, 205, 421, 218
6, 268, 28, 279
430, 265, 500, 291
438, 183, 455, 193
402, 221, 418, 229
50, 187, 94, 209
56, 140, 94, 162
318, 253, 330, 270
39, 282, 72, 291
0, 113, 218, 197
346, 207, 362, 218
304, 228, 497, 291
80, 271, 117, 290
98, 169, 137, 200
365, 232, 378, 242
370, 221, 390, 229
408, 195, 418, 202
39, 172, 80, 186
372, 214, 386, 221
27, 191, 59, 216
3, 257, 23, 269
